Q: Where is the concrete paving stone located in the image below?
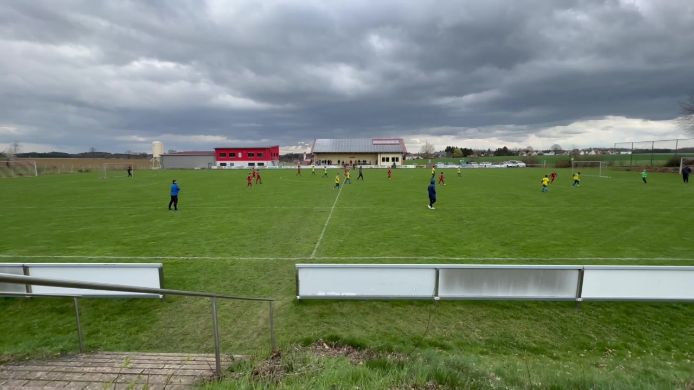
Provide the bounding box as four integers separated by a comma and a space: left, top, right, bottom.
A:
0, 379, 30, 386
20, 379, 69, 387
163, 385, 194, 390
62, 382, 92, 390
163, 376, 197, 385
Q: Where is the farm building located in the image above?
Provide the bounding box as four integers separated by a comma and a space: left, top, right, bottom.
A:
214, 146, 280, 168
311, 138, 407, 166
161, 151, 215, 169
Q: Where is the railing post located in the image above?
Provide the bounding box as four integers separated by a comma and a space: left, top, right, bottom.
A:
210, 297, 222, 377
73, 297, 85, 353
269, 301, 276, 352
575, 268, 585, 311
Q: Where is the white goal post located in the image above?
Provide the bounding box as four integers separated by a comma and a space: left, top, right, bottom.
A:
571, 160, 609, 178
0, 160, 38, 177
102, 162, 135, 179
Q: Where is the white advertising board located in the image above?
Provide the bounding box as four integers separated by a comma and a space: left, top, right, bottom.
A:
581, 266, 694, 300
26, 263, 162, 297
439, 267, 579, 299
297, 265, 436, 299
0, 264, 26, 293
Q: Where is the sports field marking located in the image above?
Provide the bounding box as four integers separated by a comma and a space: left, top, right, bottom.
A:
310, 183, 344, 258
2, 254, 693, 262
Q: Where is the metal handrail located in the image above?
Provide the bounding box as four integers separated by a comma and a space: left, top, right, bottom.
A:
0, 273, 276, 377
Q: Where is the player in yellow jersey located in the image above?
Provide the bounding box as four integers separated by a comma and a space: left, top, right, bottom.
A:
334, 173, 340, 189
572, 172, 580, 187
344, 169, 352, 184
541, 175, 550, 192
457, 167, 461, 177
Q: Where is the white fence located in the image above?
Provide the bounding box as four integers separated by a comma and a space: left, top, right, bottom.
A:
0, 263, 163, 298
296, 264, 694, 302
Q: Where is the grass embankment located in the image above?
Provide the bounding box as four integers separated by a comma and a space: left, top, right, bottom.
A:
1, 168, 692, 388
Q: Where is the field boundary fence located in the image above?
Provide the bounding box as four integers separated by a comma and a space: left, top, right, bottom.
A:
613, 137, 694, 168
296, 264, 694, 302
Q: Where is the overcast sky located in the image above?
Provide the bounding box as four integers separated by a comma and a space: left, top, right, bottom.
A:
1, 0, 693, 154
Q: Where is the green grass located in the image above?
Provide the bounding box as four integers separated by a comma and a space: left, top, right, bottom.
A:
1, 167, 693, 389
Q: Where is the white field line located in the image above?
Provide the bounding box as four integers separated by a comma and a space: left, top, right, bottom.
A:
310, 184, 344, 258
1, 254, 693, 262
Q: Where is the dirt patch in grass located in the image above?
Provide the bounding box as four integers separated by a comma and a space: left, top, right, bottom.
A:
250, 351, 285, 383
309, 339, 378, 364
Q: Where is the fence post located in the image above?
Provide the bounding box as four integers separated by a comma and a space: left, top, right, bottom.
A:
73, 297, 85, 353
630, 142, 633, 167
651, 141, 655, 167
210, 297, 222, 377
269, 301, 276, 352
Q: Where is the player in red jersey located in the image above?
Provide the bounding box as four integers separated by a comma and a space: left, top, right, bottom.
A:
246, 173, 253, 188
438, 171, 446, 185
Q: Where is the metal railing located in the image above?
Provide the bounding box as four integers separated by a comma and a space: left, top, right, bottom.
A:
0, 273, 276, 377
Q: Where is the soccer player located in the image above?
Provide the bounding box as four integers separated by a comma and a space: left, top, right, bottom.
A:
312, 164, 316, 175
127, 165, 133, 177
334, 173, 341, 189
427, 179, 436, 209
323, 166, 328, 177
168, 180, 180, 211
541, 175, 550, 192
438, 171, 446, 185
296, 163, 301, 176
255, 170, 262, 184
357, 165, 364, 180
344, 169, 352, 184
683, 166, 691, 183
387, 167, 392, 180
457, 167, 461, 177
572, 172, 581, 187
641, 169, 648, 184
549, 171, 557, 183
431, 165, 436, 177
247, 173, 253, 188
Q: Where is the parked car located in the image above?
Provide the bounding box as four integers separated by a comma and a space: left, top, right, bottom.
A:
503, 160, 527, 168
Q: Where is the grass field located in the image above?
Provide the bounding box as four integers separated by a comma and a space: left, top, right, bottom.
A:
1, 167, 693, 389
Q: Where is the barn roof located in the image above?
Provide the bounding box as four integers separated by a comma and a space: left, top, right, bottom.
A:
311, 138, 406, 153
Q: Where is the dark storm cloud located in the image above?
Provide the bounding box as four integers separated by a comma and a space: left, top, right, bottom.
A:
1, 0, 693, 152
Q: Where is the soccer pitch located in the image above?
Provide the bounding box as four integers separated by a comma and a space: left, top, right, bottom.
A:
1, 168, 693, 388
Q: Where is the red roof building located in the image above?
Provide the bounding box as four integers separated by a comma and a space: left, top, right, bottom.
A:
214, 146, 280, 168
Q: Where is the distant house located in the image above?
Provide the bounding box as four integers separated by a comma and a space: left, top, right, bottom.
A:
214, 146, 280, 168
312, 138, 407, 166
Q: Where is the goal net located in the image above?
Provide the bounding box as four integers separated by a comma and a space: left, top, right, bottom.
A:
571, 160, 609, 178
0, 160, 38, 178
102, 162, 135, 179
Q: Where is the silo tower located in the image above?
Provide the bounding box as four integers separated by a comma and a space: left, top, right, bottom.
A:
152, 141, 164, 169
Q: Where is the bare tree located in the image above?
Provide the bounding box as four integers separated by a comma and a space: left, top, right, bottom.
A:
550, 144, 563, 153
420, 140, 435, 158
680, 95, 694, 132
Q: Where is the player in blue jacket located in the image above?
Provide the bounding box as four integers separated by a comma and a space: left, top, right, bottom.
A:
168, 180, 180, 211
427, 179, 436, 209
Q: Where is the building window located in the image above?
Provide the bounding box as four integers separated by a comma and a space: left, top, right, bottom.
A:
381, 157, 385, 162
220, 163, 227, 167
394, 157, 399, 162
257, 162, 265, 166
258, 153, 264, 158
219, 152, 227, 157
248, 152, 255, 157
248, 162, 255, 167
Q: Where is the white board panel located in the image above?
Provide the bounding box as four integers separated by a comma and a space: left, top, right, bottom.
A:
582, 268, 694, 300
298, 267, 436, 298
27, 264, 162, 297
439, 268, 579, 299
0, 265, 27, 293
